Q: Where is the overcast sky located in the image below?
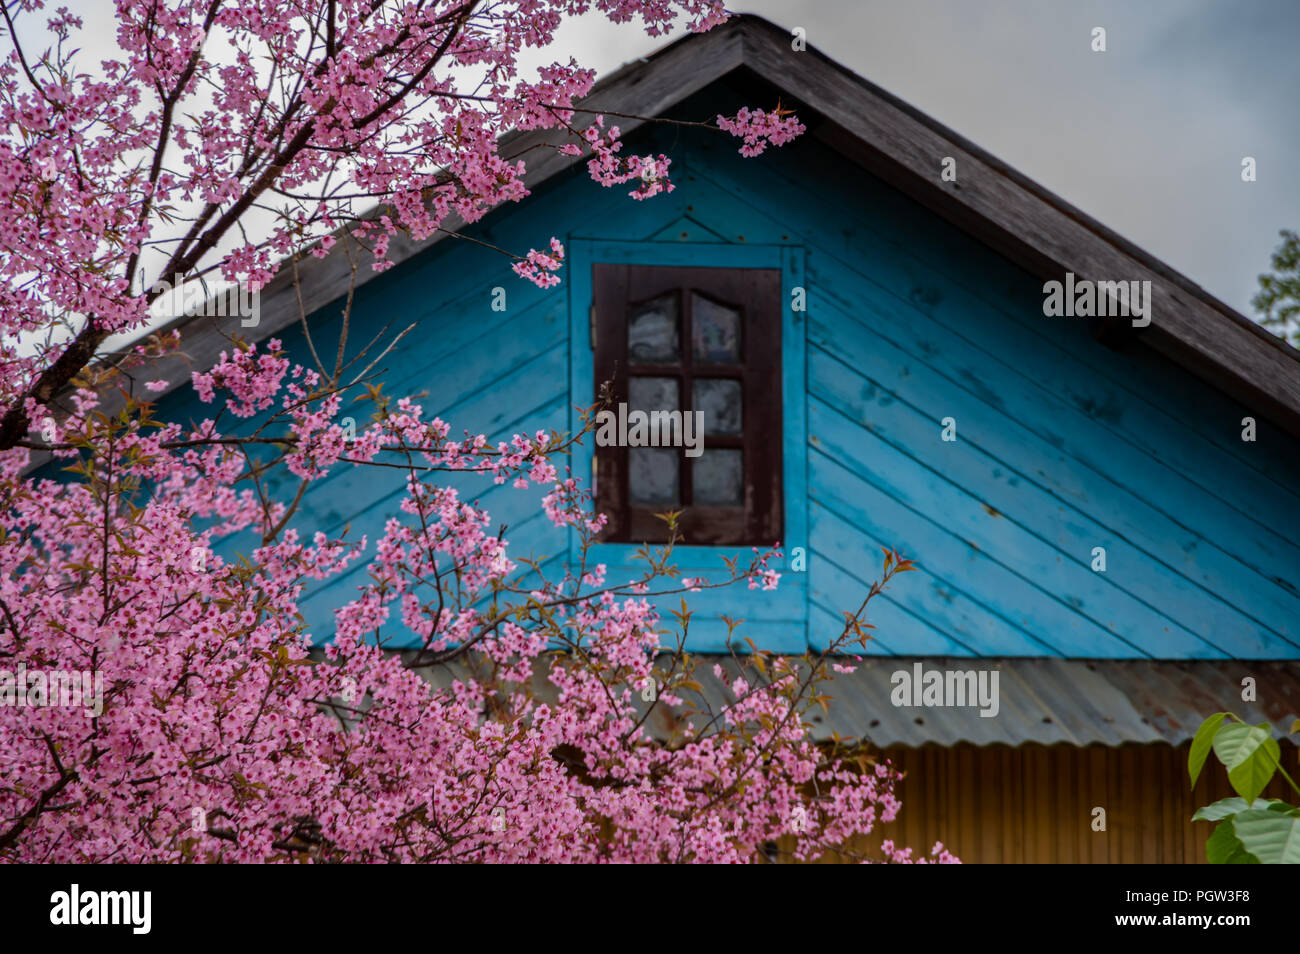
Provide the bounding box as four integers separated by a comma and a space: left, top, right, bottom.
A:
545, 0, 1300, 321
38, 1, 1300, 324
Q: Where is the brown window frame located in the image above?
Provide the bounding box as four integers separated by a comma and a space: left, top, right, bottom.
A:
592, 263, 783, 546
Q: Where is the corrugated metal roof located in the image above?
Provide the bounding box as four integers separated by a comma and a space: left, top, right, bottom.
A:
395, 653, 1300, 748
668, 658, 1300, 748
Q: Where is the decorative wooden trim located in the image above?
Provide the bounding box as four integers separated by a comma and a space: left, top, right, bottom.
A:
780, 245, 808, 581
591, 263, 782, 546
567, 239, 804, 568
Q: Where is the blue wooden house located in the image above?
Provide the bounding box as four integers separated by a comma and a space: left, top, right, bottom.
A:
130, 16, 1300, 862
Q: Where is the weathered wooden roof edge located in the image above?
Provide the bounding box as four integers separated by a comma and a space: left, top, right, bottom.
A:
58, 14, 1300, 439
726, 18, 1300, 437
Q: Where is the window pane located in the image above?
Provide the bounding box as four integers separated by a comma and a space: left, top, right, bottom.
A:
628, 376, 678, 414
693, 378, 742, 435
693, 449, 743, 505
629, 294, 679, 363
691, 294, 740, 363
629, 448, 679, 505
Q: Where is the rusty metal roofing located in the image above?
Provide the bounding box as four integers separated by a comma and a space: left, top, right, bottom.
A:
396, 652, 1300, 748
680, 657, 1300, 748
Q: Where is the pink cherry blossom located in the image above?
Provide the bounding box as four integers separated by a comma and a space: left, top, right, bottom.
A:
0, 1, 952, 865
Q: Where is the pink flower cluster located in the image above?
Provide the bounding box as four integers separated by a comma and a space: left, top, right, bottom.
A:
192, 340, 290, 418
0, 340, 947, 862
747, 545, 783, 590
577, 116, 677, 200
717, 107, 807, 157
512, 238, 566, 288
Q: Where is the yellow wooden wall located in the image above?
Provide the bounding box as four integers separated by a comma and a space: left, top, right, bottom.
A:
803, 741, 1299, 864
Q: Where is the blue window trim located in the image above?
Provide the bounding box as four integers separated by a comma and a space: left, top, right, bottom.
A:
566, 238, 809, 647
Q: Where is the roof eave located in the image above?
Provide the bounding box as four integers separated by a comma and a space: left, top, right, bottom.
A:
43, 13, 1300, 446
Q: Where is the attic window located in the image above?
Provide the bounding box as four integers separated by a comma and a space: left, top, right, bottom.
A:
591, 264, 783, 545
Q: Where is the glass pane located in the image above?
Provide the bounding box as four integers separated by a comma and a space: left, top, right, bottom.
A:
691, 294, 740, 363
693, 449, 743, 505
628, 376, 678, 414
629, 448, 679, 505
693, 378, 742, 435
628, 294, 679, 363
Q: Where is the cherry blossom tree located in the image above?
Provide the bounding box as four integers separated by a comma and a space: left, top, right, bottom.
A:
0, 0, 955, 863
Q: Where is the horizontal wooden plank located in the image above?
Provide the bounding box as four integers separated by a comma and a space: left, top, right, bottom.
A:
809, 350, 1296, 657
806, 528, 1033, 656
808, 294, 1300, 644
810, 448, 1156, 658
810, 393, 1282, 658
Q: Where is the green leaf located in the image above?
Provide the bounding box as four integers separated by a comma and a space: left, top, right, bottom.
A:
1231, 809, 1300, 864
1192, 797, 1287, 822
1212, 721, 1269, 770
1189, 713, 1227, 787
1212, 722, 1281, 804
1206, 819, 1255, 864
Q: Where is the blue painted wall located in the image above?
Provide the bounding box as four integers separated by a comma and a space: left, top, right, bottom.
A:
155, 81, 1300, 660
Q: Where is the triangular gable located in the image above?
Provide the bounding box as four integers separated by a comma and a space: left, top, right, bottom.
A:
115, 15, 1299, 442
